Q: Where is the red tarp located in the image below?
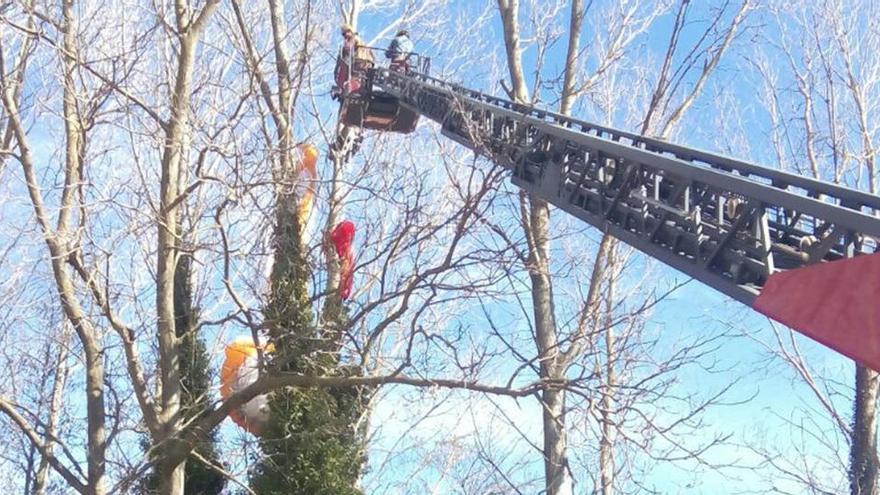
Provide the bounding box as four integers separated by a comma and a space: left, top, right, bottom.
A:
753, 253, 880, 370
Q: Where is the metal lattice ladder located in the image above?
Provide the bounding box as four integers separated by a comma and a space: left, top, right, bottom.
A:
375, 68, 880, 307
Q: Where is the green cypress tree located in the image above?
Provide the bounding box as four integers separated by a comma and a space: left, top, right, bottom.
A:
140, 254, 226, 494
174, 253, 227, 494
251, 182, 369, 494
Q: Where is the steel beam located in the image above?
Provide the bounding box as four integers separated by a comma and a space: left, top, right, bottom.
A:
374, 68, 880, 305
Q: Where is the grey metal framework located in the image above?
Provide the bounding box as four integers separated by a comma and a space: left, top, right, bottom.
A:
373, 68, 880, 305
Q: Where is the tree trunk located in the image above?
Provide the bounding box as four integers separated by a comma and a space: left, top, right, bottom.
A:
496, 2, 574, 493
528, 197, 572, 495
62, 3, 106, 492
84, 350, 107, 495
542, 386, 573, 495
599, 253, 617, 495
160, 462, 186, 495
841, 20, 879, 495
599, 360, 615, 495
156, 34, 199, 437
34, 337, 69, 495
851, 365, 879, 495
154, 0, 220, 487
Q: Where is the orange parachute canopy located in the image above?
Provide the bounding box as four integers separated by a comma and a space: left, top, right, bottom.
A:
220, 336, 274, 435
294, 144, 319, 233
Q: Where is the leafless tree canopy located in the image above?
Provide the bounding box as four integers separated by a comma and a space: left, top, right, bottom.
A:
0, 0, 877, 494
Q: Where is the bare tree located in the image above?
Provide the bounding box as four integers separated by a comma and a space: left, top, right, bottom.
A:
0, 307, 71, 495
9, 2, 858, 495
0, 0, 543, 492
494, 1, 753, 493
739, 1, 880, 493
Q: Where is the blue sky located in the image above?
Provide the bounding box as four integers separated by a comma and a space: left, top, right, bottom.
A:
1, 1, 872, 493
227, 1, 863, 492
350, 2, 865, 493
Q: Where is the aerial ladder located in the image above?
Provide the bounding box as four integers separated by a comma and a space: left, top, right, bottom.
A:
337, 55, 880, 370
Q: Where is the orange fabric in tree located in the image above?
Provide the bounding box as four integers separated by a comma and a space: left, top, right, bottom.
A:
295, 143, 319, 232
753, 253, 880, 370
220, 336, 274, 435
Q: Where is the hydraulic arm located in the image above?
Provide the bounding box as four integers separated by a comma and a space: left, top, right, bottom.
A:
375, 68, 880, 302
370, 67, 880, 368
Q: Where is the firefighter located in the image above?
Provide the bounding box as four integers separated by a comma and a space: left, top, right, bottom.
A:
333, 24, 374, 99
385, 29, 414, 72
